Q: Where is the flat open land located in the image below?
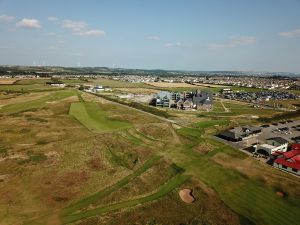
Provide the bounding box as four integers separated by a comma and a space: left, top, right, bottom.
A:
0, 79, 299, 225
0, 79, 18, 84
146, 82, 196, 88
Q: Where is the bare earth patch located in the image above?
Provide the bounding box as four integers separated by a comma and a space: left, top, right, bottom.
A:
194, 143, 214, 154
0, 79, 18, 84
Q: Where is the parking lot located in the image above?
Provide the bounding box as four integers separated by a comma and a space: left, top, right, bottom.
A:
214, 120, 300, 154
258, 120, 300, 143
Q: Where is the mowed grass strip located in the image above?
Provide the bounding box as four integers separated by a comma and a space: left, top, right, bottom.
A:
165, 128, 300, 225
69, 102, 132, 132
224, 183, 300, 225
193, 119, 229, 129
61, 155, 161, 216
0, 90, 76, 114
62, 174, 190, 224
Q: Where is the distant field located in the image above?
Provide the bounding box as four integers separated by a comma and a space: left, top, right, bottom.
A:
15, 78, 87, 85
69, 102, 132, 132
0, 83, 60, 92
193, 83, 229, 88
146, 82, 196, 88
14, 78, 51, 85
90, 78, 152, 88
115, 87, 160, 94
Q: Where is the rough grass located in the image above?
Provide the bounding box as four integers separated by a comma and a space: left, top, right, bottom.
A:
69, 102, 132, 132
192, 119, 229, 129
0, 84, 60, 92
61, 174, 190, 224
90, 78, 152, 88
61, 155, 161, 216
0, 90, 76, 114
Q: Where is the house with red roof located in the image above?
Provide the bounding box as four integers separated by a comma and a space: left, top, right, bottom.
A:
273, 145, 300, 176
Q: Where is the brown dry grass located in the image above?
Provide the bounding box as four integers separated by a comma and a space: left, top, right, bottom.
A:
0, 79, 18, 84
115, 88, 160, 94
194, 83, 229, 88
0, 92, 49, 107
78, 179, 241, 225
194, 143, 214, 154
146, 82, 196, 88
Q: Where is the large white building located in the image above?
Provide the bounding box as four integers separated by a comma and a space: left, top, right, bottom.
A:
255, 137, 288, 156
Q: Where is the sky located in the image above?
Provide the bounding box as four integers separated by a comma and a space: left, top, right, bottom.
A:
0, 0, 300, 72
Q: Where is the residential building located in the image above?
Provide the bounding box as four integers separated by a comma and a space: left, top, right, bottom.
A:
151, 90, 213, 111
273, 145, 300, 176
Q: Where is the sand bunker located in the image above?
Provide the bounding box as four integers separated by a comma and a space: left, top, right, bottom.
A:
179, 189, 195, 203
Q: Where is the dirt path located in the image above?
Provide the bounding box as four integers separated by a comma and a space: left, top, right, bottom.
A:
220, 100, 230, 112
169, 124, 181, 144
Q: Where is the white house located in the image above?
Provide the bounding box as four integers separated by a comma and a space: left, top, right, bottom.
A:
255, 137, 288, 156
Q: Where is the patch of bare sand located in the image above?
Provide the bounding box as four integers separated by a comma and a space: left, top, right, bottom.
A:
0, 79, 18, 84
179, 189, 195, 203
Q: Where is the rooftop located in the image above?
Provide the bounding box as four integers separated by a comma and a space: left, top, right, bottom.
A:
274, 158, 300, 170
267, 137, 288, 145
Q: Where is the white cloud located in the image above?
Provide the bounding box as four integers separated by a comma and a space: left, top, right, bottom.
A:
0, 14, 15, 22
278, 28, 300, 38
209, 36, 257, 49
62, 19, 105, 37
165, 42, 181, 47
48, 16, 58, 21
74, 29, 105, 37
148, 36, 160, 41
62, 19, 87, 32
16, 18, 41, 29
